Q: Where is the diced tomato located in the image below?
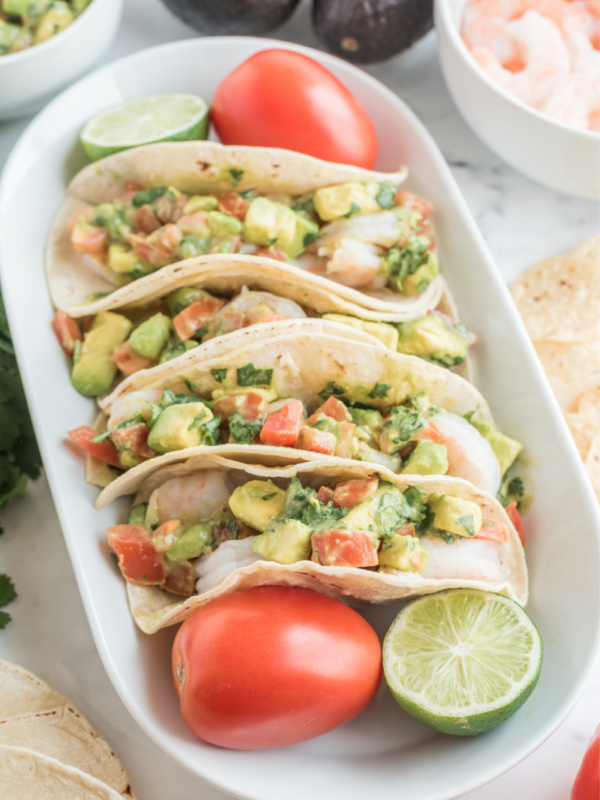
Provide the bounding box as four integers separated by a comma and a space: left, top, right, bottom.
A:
311, 529, 378, 568
129, 224, 182, 267
67, 426, 121, 468
213, 391, 268, 421
505, 501, 526, 547
297, 426, 336, 455
253, 245, 288, 262
71, 222, 107, 255
67, 206, 93, 231
152, 519, 182, 552
309, 396, 351, 424
260, 401, 304, 448
111, 342, 153, 375
317, 486, 334, 505
173, 296, 226, 341
243, 304, 284, 326
80, 315, 94, 334
153, 192, 180, 223
176, 211, 210, 236
216, 192, 249, 220
334, 421, 355, 459
111, 422, 157, 463
124, 181, 142, 192
52, 310, 82, 356
394, 191, 434, 220
164, 560, 197, 595
474, 517, 509, 544
107, 524, 165, 585
333, 478, 378, 509
395, 522, 416, 537
130, 204, 161, 234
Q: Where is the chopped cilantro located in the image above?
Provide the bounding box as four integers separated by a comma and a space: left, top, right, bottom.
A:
303, 230, 320, 248
344, 201, 362, 218
229, 168, 244, 187
368, 382, 390, 399
229, 413, 263, 444
131, 186, 168, 208
456, 514, 475, 537
318, 381, 347, 401
291, 197, 316, 217
211, 368, 228, 383
0, 574, 16, 629
161, 388, 212, 408
376, 182, 396, 209
381, 405, 424, 447
237, 363, 273, 386
508, 477, 524, 497
185, 379, 197, 393
283, 477, 346, 527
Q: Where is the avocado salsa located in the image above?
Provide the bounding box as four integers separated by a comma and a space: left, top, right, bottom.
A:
0, 0, 91, 55
69, 179, 439, 295
108, 473, 504, 597
54, 286, 473, 398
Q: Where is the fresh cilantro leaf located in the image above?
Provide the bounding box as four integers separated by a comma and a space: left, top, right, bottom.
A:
131, 186, 168, 208
185, 379, 197, 393
0, 611, 11, 629
198, 415, 221, 446
229, 168, 244, 187
211, 368, 227, 383
291, 197, 316, 217
368, 382, 390, 399
376, 182, 396, 209
303, 230, 319, 248
344, 201, 362, 218
456, 514, 475, 537
229, 413, 263, 444
318, 381, 347, 401
237, 363, 273, 386
0, 574, 16, 607
381, 405, 424, 448
508, 477, 524, 497
283, 477, 345, 527
161, 389, 212, 408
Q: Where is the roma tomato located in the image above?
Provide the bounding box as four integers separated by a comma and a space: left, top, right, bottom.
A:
571, 725, 600, 800
211, 50, 378, 169
172, 586, 382, 750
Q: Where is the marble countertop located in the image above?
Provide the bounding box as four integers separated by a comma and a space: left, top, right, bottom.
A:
0, 1, 598, 798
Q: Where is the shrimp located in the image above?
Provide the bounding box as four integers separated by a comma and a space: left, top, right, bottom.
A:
314, 211, 402, 250
420, 536, 505, 582
195, 537, 265, 594
213, 288, 307, 322
107, 388, 163, 429
324, 239, 387, 289
146, 472, 236, 527
418, 413, 501, 495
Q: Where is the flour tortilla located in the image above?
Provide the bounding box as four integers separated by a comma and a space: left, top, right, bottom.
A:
95, 330, 494, 507
0, 746, 126, 800
46, 141, 445, 316
118, 455, 528, 634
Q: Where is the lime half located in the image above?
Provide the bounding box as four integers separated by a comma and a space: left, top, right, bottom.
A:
80, 94, 209, 162
383, 589, 542, 736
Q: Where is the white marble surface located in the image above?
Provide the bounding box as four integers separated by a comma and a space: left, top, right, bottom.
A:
0, 1, 598, 798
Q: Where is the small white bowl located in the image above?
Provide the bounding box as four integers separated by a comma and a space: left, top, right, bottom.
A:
435, 0, 600, 199
0, 0, 123, 121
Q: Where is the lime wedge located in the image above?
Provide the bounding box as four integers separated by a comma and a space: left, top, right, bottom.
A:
80, 94, 209, 162
383, 589, 542, 736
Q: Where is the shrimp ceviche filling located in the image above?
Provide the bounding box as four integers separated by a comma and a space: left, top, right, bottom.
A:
107, 473, 516, 597
68, 385, 522, 495
69, 180, 438, 295
52, 287, 474, 397
0, 0, 91, 55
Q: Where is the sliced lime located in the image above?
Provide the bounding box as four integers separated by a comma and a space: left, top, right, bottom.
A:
383, 589, 542, 736
80, 94, 209, 162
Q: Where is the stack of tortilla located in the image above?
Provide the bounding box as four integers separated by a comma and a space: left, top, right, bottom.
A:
511, 236, 600, 501
0, 659, 133, 799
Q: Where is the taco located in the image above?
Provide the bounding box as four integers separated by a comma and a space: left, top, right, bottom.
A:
54, 258, 474, 399
67, 331, 521, 507
47, 141, 443, 317
106, 455, 528, 634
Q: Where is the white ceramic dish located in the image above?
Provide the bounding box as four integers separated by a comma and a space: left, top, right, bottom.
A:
0, 37, 599, 800
435, 0, 600, 200
0, 0, 123, 120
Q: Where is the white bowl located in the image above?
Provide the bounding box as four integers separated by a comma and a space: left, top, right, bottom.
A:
435, 0, 600, 199
0, 0, 123, 120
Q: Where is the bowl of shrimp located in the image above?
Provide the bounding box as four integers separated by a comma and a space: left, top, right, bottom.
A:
0, 0, 123, 120
435, 0, 600, 199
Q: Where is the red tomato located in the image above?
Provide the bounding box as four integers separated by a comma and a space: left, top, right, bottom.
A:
52, 310, 82, 356
67, 426, 121, 468
110, 422, 156, 464
71, 222, 107, 255
474, 517, 509, 544
312, 529, 379, 567
309, 396, 351, 424
107, 524, 165, 585
171, 586, 382, 749
213, 391, 269, 421
211, 50, 378, 169
333, 477, 378, 509
111, 342, 153, 375
259, 400, 304, 447
571, 726, 600, 800
297, 425, 337, 455
173, 296, 225, 341
216, 192, 248, 220
506, 501, 526, 547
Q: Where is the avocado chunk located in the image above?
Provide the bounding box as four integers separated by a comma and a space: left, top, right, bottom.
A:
183, 195, 218, 213
147, 403, 215, 454
322, 313, 399, 350
377, 405, 425, 455
167, 286, 211, 316
127, 503, 148, 526
129, 313, 172, 359
207, 210, 243, 237
34, 2, 73, 45
468, 419, 523, 477
71, 311, 132, 396
166, 521, 216, 562
402, 255, 439, 296
252, 518, 312, 564
341, 483, 407, 536
229, 480, 286, 532
401, 441, 449, 476
428, 493, 482, 538
313, 182, 380, 221
244, 197, 318, 259
396, 315, 468, 366
378, 534, 429, 574
349, 407, 384, 432
108, 245, 140, 274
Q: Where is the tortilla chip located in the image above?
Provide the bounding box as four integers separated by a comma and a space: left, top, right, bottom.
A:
533, 339, 600, 391
0, 746, 125, 800
584, 434, 600, 502
565, 412, 595, 462
572, 385, 600, 428
510, 237, 600, 343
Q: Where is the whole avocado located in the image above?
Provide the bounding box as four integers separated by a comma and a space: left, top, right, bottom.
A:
160, 0, 301, 34
312, 0, 434, 64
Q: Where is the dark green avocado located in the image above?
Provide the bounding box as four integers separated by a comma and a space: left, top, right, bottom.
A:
161, 0, 301, 35
312, 0, 434, 64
